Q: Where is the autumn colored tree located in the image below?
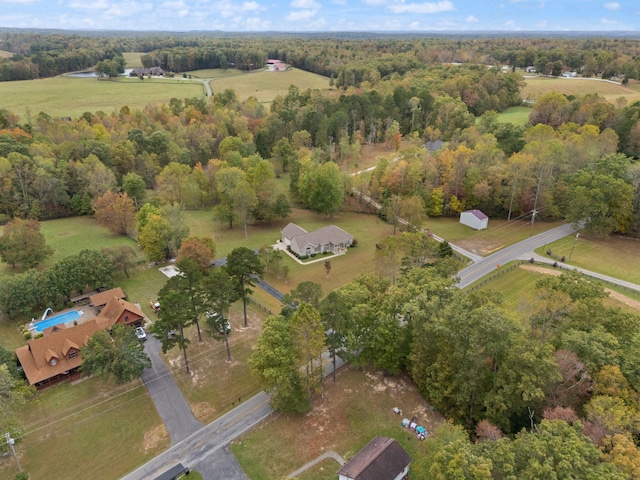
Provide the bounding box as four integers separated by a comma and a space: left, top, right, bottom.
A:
177, 236, 216, 271
94, 191, 136, 237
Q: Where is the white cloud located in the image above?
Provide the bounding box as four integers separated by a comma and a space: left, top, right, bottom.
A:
601, 16, 618, 24
158, 0, 189, 17
68, 0, 109, 9
285, 8, 318, 20
603, 2, 620, 10
213, 0, 261, 19
504, 19, 515, 27
465, 15, 478, 23
331, 0, 347, 4
291, 0, 320, 8
387, 0, 455, 14
103, 1, 154, 18
361, 0, 387, 5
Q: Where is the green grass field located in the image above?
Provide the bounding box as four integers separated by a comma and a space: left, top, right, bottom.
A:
0, 75, 203, 121
122, 52, 144, 68
208, 68, 331, 103
0, 216, 143, 282
497, 106, 531, 126
15, 377, 168, 479
535, 233, 640, 285
521, 75, 640, 103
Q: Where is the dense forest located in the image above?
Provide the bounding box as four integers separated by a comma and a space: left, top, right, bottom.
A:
3, 30, 640, 479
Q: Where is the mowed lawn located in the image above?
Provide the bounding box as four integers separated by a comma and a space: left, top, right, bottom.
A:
16, 377, 168, 480
0, 75, 203, 121
521, 75, 640, 103
208, 68, 331, 103
0, 216, 143, 282
184, 206, 395, 297
535, 233, 640, 285
497, 106, 532, 126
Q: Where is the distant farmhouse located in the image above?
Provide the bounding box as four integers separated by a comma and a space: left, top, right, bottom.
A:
266, 59, 288, 71
15, 288, 144, 388
281, 223, 353, 257
130, 67, 165, 77
337, 436, 411, 480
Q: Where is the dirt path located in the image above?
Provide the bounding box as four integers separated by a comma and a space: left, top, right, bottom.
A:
519, 264, 640, 311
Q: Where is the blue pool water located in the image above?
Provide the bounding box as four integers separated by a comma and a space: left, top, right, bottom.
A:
34, 310, 81, 332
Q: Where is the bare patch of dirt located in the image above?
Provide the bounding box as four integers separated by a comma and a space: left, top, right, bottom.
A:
141, 424, 169, 453
455, 238, 505, 256
519, 264, 640, 312
192, 402, 216, 419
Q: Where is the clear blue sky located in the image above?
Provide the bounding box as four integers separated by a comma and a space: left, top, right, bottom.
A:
1, 0, 638, 33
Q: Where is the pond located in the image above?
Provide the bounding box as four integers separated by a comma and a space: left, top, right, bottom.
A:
67, 69, 133, 78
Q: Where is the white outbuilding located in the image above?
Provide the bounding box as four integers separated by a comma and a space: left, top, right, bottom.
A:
460, 209, 488, 230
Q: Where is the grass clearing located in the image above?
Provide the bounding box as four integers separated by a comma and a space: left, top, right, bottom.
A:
232, 365, 442, 480
15, 377, 167, 479
0, 49, 12, 58
534, 233, 640, 285
497, 106, 531, 126
184, 207, 395, 296
0, 216, 143, 281
208, 68, 331, 103
0, 75, 203, 121
521, 75, 640, 103
122, 51, 145, 68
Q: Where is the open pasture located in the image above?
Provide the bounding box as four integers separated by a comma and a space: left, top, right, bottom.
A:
208, 67, 331, 103
0, 75, 203, 121
521, 75, 640, 103
0, 49, 12, 58
122, 51, 144, 68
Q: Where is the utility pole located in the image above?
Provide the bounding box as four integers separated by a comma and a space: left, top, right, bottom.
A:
529, 209, 537, 237
568, 232, 580, 261
5, 433, 22, 473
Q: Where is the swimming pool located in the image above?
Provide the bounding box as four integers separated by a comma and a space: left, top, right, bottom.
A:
33, 310, 81, 332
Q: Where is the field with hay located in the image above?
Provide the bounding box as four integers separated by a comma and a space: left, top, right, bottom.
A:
521, 75, 640, 103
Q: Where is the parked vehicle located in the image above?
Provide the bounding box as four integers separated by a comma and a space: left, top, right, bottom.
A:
135, 326, 147, 341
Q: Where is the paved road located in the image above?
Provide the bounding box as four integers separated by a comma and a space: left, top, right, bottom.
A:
121, 392, 272, 480
456, 223, 577, 288
141, 335, 204, 445
123, 354, 347, 480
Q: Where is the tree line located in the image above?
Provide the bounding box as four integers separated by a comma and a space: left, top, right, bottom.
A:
3, 32, 640, 84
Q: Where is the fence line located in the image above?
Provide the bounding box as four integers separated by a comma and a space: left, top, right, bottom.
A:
249, 298, 275, 316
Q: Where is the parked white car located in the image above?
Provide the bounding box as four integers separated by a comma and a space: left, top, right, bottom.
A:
135, 326, 147, 341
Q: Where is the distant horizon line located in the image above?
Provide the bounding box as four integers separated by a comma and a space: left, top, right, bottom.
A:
1, 27, 639, 37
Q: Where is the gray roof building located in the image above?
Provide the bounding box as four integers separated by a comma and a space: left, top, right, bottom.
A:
337, 436, 411, 480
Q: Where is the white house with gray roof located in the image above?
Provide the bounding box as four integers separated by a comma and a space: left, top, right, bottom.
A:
281, 222, 353, 257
